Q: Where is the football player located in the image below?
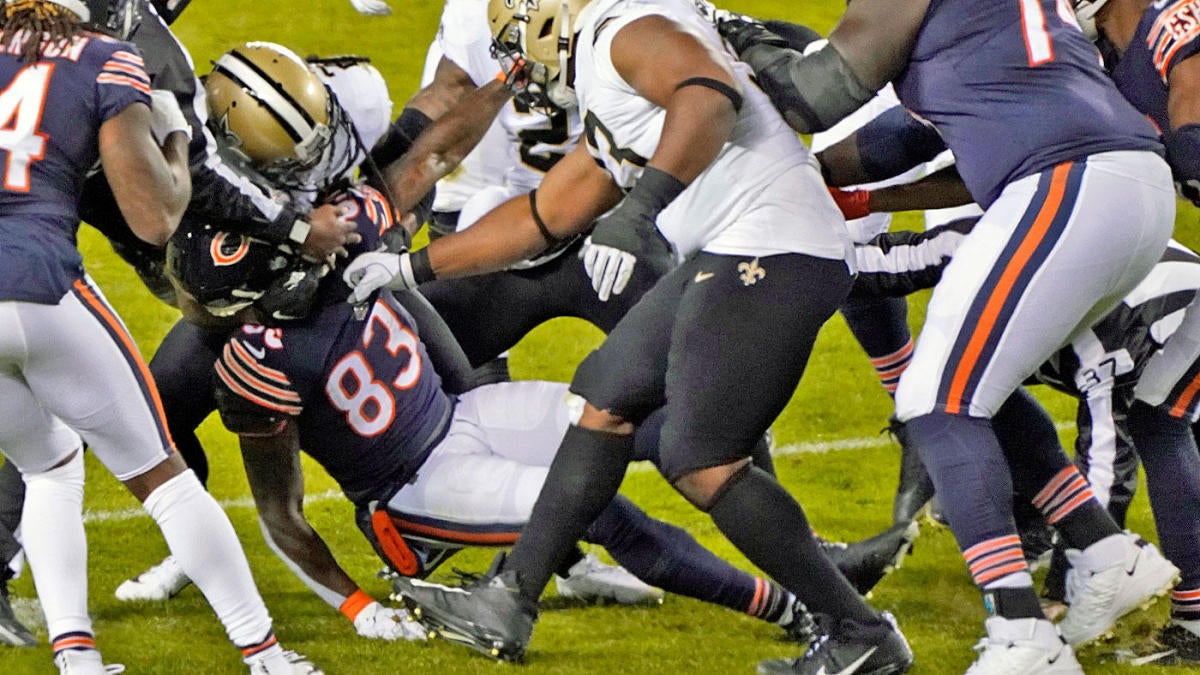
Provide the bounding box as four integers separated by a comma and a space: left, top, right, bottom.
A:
717, 1, 1181, 672
0, 1, 318, 673
368, 0, 914, 671
111, 41, 398, 602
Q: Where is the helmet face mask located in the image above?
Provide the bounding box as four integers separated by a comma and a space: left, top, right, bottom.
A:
47, 0, 141, 39
488, 0, 590, 113
206, 42, 358, 195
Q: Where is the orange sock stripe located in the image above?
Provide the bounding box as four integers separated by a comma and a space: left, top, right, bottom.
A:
944, 163, 1072, 414
1041, 476, 1089, 513
1032, 466, 1079, 507
974, 561, 1030, 586
747, 577, 765, 616
1169, 370, 1200, 418
1046, 490, 1095, 524
240, 634, 278, 657
870, 341, 915, 367
52, 636, 96, 652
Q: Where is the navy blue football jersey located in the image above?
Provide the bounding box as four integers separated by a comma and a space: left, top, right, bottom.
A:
0, 30, 150, 303
215, 292, 454, 505
1109, 0, 1200, 132
892, 0, 1161, 207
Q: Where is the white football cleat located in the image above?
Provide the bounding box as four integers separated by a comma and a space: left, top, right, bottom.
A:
965, 617, 1082, 674
114, 556, 191, 602
54, 649, 126, 675
1058, 533, 1179, 646
246, 648, 323, 675
555, 554, 664, 605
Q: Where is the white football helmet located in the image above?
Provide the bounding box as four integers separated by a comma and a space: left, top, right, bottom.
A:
488, 0, 593, 111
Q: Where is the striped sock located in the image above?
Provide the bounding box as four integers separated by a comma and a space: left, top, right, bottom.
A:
1032, 466, 1095, 524
1172, 586, 1200, 622
964, 535, 1032, 589
745, 577, 795, 624
870, 340, 914, 395
52, 631, 97, 656
240, 631, 279, 662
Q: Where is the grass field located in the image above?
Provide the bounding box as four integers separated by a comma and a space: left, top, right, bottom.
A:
1, 0, 1199, 672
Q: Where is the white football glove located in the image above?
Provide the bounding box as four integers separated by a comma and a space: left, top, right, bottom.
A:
348, 0, 392, 15
352, 601, 427, 641
580, 236, 637, 302
148, 89, 189, 146
343, 250, 416, 303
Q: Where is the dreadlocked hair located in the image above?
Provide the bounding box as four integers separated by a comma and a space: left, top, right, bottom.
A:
2, 1, 83, 64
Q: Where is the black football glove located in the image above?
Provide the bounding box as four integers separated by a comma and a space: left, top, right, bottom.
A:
581, 167, 683, 301
717, 15, 791, 57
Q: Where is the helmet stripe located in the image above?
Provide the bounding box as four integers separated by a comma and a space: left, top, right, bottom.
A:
212, 51, 316, 144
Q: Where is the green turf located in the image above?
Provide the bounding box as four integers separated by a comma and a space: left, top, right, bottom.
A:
2, 1, 1199, 672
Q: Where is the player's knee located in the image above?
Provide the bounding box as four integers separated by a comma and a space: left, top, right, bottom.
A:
671, 459, 752, 512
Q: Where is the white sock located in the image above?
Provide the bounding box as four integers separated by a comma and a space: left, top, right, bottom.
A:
21, 451, 93, 642
143, 469, 274, 649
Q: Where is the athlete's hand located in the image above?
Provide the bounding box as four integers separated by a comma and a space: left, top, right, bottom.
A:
581, 198, 675, 302
148, 90, 189, 146
352, 601, 426, 641
343, 250, 414, 303
348, 0, 391, 15
303, 203, 361, 260
828, 187, 871, 220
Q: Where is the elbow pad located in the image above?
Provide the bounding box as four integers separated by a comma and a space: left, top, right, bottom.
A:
1162, 124, 1200, 206
741, 42, 875, 134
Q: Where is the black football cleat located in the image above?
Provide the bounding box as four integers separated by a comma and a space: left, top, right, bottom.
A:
392, 553, 537, 662
888, 417, 936, 525
818, 521, 918, 595
759, 611, 914, 675
779, 599, 818, 646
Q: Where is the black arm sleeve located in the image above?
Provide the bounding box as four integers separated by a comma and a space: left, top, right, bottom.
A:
391, 289, 476, 396
737, 41, 876, 134
850, 217, 977, 299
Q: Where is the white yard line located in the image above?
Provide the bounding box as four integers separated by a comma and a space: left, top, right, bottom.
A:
83, 422, 1076, 522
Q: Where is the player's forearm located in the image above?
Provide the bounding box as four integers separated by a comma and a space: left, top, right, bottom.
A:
384, 80, 512, 216
257, 512, 360, 609
867, 166, 973, 213
424, 194, 559, 278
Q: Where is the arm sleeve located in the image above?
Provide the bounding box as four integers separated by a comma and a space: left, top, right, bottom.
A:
849, 217, 976, 299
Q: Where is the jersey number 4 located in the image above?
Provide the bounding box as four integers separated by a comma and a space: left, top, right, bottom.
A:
326, 299, 422, 437
0, 64, 52, 192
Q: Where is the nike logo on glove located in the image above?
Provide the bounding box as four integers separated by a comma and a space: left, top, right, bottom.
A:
694, 271, 714, 282
814, 646, 877, 675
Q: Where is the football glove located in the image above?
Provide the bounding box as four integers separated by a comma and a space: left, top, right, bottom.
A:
828, 187, 871, 220
581, 167, 684, 301
352, 601, 427, 641
148, 89, 189, 146
715, 14, 790, 56
348, 0, 391, 15
344, 249, 431, 303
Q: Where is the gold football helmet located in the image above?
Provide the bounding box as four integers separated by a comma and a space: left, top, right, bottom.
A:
205, 42, 348, 189
488, 0, 593, 110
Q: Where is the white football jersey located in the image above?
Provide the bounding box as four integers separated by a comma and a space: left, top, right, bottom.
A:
574, 0, 851, 261
437, 0, 583, 196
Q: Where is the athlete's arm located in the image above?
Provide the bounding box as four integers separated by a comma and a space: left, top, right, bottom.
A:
1165, 53, 1200, 205
382, 78, 513, 228
614, 15, 738, 182
239, 421, 362, 605
723, 0, 927, 133
426, 143, 621, 277
831, 166, 974, 218
99, 103, 190, 246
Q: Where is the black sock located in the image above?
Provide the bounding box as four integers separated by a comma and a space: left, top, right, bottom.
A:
555, 546, 585, 578
983, 586, 1044, 620
503, 425, 635, 601
708, 465, 877, 624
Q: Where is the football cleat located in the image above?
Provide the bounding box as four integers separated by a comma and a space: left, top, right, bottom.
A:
0, 580, 37, 647
54, 649, 126, 675
392, 553, 537, 662
554, 553, 664, 605
964, 617, 1081, 674
1099, 621, 1200, 666
114, 555, 191, 602
245, 649, 323, 675
1058, 533, 1179, 646
818, 521, 919, 595
757, 611, 913, 675
779, 599, 818, 646
888, 417, 936, 525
